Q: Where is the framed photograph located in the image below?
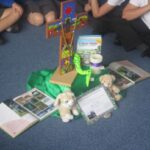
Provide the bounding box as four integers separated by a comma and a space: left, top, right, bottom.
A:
77, 85, 117, 124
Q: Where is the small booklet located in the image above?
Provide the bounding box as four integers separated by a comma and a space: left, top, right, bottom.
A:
108, 60, 150, 90
0, 88, 57, 138
77, 85, 117, 124
0, 99, 38, 138
77, 35, 102, 65
13, 88, 57, 120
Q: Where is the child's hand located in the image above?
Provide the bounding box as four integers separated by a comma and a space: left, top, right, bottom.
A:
84, 3, 92, 12
12, 3, 23, 16
88, 0, 92, 4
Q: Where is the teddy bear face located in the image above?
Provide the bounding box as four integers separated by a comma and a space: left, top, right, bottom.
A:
55, 91, 76, 109
60, 97, 74, 108
99, 74, 115, 88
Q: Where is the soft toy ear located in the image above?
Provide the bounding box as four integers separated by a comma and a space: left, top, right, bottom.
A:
54, 95, 61, 106
111, 75, 116, 81
99, 76, 104, 82
69, 91, 75, 97
65, 90, 75, 96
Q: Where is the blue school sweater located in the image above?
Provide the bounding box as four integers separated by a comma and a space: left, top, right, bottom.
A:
0, 0, 14, 7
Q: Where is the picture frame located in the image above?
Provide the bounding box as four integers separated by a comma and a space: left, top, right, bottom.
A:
77, 85, 117, 124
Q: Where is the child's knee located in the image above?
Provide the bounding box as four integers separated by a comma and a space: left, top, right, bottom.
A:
12, 6, 23, 19
45, 11, 56, 23
28, 13, 44, 26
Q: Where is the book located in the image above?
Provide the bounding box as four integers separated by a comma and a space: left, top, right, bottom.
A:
0, 99, 38, 138
77, 85, 117, 124
0, 88, 57, 138
108, 60, 150, 90
13, 88, 57, 120
77, 35, 102, 65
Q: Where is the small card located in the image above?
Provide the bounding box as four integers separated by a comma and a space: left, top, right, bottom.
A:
77, 85, 117, 124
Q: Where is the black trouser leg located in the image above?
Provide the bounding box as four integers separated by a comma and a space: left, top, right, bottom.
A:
0, 33, 6, 45
89, 16, 114, 35
112, 18, 143, 51
76, 0, 88, 13
130, 19, 150, 57
130, 19, 150, 47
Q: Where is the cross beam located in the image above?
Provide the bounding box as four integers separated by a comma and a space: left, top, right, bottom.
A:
46, 0, 88, 86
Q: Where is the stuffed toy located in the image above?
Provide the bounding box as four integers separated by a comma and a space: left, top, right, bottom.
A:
54, 90, 79, 123
99, 74, 122, 101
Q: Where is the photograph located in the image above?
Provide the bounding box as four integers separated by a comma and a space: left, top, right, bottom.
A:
23, 103, 36, 111
117, 66, 141, 82
4, 99, 27, 117
32, 91, 46, 100
109, 70, 133, 89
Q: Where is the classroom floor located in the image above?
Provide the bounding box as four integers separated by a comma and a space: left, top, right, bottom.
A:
0, 22, 150, 150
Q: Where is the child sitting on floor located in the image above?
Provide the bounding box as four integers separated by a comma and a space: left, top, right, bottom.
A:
0, 0, 23, 45
24, 0, 57, 26
84, 0, 150, 57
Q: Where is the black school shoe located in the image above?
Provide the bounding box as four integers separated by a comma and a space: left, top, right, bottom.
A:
141, 49, 150, 57
6, 23, 20, 33
0, 34, 6, 45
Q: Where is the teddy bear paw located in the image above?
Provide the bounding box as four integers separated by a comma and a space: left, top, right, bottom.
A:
115, 95, 122, 101
103, 112, 111, 119
72, 109, 79, 116
62, 114, 74, 122
66, 114, 74, 120
62, 118, 70, 123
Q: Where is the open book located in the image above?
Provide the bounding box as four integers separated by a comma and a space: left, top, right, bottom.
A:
0, 88, 57, 138
13, 88, 57, 120
108, 60, 150, 90
0, 99, 38, 138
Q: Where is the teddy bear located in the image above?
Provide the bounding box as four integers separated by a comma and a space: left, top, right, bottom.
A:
99, 74, 122, 101
54, 90, 79, 123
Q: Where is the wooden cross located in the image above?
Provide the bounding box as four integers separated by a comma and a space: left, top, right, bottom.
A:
46, 0, 88, 87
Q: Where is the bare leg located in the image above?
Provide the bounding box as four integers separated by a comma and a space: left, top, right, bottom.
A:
27, 12, 44, 26
0, 8, 22, 32
45, 11, 56, 23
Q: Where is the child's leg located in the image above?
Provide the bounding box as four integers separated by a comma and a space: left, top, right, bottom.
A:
26, 0, 44, 26
45, 11, 56, 23
39, 0, 57, 23
129, 18, 150, 57
90, 16, 113, 35
0, 7, 22, 32
112, 17, 144, 51
76, 0, 88, 13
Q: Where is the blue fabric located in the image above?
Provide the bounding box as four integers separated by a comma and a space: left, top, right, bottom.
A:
0, 0, 14, 7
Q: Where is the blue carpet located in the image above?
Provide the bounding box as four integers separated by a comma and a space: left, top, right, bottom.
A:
0, 23, 150, 150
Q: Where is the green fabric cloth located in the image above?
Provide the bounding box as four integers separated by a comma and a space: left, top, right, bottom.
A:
27, 68, 109, 117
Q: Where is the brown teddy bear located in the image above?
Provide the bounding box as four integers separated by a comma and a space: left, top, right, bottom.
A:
99, 74, 122, 101
54, 90, 79, 123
